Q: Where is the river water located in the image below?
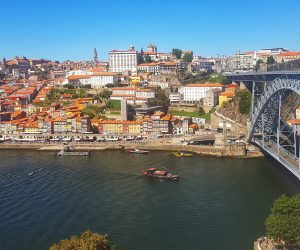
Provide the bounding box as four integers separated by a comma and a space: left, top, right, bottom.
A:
0, 150, 299, 250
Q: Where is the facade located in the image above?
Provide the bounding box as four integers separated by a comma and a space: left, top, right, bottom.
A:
110, 87, 155, 105
230, 52, 255, 72
68, 72, 118, 88
109, 46, 138, 73
137, 63, 159, 74
169, 93, 181, 103
181, 83, 223, 102
276, 52, 300, 63
203, 89, 222, 111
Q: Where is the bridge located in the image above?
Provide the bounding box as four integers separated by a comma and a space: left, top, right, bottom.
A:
225, 61, 300, 180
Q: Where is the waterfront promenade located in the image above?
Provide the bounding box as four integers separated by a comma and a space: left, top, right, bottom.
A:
0, 140, 262, 158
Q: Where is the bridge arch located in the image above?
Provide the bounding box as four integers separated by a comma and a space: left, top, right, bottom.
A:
249, 77, 300, 140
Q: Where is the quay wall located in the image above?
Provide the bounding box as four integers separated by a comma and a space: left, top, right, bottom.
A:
0, 143, 247, 157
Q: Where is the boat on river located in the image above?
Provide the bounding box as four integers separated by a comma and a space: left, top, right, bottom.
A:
142, 168, 179, 180
127, 148, 149, 154
57, 145, 90, 156
172, 151, 193, 157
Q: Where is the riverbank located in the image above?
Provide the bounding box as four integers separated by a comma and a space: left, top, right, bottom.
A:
0, 142, 263, 158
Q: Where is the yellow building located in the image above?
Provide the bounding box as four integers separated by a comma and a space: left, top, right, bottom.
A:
219, 92, 235, 106
99, 121, 123, 134
125, 121, 142, 135
24, 121, 39, 133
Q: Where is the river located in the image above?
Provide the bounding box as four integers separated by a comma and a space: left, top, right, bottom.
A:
0, 150, 299, 250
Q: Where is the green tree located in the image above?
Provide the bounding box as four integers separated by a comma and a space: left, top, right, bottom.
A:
172, 48, 182, 59
99, 90, 112, 100
255, 59, 263, 71
144, 55, 152, 63
147, 88, 170, 109
236, 90, 251, 115
198, 107, 205, 116
81, 105, 103, 118
265, 194, 300, 246
106, 100, 121, 110
267, 56, 276, 65
63, 84, 75, 89
182, 53, 193, 62
208, 74, 230, 85
49, 230, 115, 250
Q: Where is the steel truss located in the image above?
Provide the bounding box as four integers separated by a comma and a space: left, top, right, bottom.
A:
249, 77, 300, 180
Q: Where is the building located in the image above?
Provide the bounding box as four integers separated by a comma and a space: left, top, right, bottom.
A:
109, 46, 138, 73
0, 112, 11, 122
230, 52, 255, 72
110, 87, 155, 105
276, 52, 300, 63
67, 72, 118, 88
151, 112, 173, 135
137, 63, 159, 74
180, 83, 223, 103
219, 91, 235, 106
203, 89, 222, 112
169, 93, 181, 103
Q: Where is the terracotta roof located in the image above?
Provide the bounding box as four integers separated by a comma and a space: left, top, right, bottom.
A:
68, 75, 91, 80
287, 119, 300, 125
221, 91, 235, 97
278, 52, 300, 57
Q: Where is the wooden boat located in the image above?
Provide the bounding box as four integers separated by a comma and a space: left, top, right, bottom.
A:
142, 168, 179, 180
172, 151, 193, 157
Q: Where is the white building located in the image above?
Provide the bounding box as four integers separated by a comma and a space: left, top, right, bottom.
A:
137, 63, 159, 74
180, 83, 223, 102
169, 93, 181, 103
67, 72, 118, 88
110, 87, 155, 105
109, 46, 138, 73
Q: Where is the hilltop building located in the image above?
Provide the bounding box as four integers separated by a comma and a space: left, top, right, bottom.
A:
109, 46, 138, 73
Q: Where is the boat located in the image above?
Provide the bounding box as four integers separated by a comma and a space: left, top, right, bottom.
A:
142, 168, 179, 180
127, 148, 149, 154
172, 151, 193, 157
57, 146, 90, 156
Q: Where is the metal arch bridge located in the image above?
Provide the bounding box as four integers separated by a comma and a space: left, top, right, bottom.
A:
225, 71, 300, 180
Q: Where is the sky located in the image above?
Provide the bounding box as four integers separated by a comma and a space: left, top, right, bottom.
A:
1, 0, 300, 62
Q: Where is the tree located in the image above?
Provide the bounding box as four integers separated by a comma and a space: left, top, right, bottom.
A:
255, 59, 263, 71
172, 48, 182, 59
208, 74, 230, 85
81, 105, 103, 118
182, 53, 193, 62
138, 48, 144, 64
49, 230, 115, 250
63, 84, 75, 89
267, 56, 276, 65
198, 107, 205, 116
236, 90, 251, 115
99, 90, 112, 100
147, 88, 170, 109
265, 194, 300, 246
144, 55, 152, 63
